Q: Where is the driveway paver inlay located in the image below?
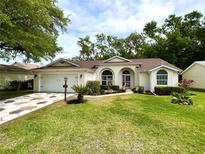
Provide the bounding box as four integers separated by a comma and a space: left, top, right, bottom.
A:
0, 93, 73, 125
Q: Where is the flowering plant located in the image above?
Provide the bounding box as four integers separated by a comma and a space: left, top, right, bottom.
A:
179, 79, 194, 91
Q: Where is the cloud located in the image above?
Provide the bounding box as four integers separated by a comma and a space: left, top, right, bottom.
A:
1, 0, 205, 64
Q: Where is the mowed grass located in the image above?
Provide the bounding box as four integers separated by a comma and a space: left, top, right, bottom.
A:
0, 92, 205, 153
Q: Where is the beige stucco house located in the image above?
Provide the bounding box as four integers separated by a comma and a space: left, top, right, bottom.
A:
33, 56, 181, 92
182, 61, 205, 89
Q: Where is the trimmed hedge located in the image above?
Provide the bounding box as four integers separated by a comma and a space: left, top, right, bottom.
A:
100, 85, 120, 91
155, 86, 184, 95
86, 81, 101, 95
190, 88, 205, 92
132, 86, 144, 94
4, 80, 33, 90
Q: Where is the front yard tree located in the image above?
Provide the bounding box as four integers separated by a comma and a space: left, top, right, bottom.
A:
143, 11, 205, 69
0, 0, 69, 62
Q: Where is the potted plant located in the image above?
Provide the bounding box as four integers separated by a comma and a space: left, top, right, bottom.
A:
72, 84, 88, 102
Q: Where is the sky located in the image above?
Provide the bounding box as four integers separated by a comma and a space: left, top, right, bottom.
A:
1, 0, 205, 65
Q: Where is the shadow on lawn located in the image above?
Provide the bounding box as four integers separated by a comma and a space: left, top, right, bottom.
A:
66, 95, 87, 104
67, 99, 88, 104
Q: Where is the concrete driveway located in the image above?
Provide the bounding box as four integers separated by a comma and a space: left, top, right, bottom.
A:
0, 93, 74, 125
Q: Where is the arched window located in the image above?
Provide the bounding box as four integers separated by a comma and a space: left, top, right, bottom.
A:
157, 70, 168, 85
123, 70, 130, 74
101, 70, 113, 85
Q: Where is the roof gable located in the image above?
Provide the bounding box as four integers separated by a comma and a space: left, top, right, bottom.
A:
181, 61, 205, 74
149, 65, 181, 72
103, 56, 132, 63
45, 58, 79, 68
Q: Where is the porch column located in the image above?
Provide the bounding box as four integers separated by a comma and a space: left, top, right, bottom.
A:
135, 71, 139, 87
113, 69, 121, 86
38, 74, 41, 92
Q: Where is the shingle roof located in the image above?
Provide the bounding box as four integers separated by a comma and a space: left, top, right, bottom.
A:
195, 61, 205, 66
73, 58, 181, 72
12, 62, 39, 70
35, 57, 181, 72
0, 64, 28, 72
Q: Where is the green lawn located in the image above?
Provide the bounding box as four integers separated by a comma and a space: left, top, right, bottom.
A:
0, 90, 33, 100
0, 92, 205, 153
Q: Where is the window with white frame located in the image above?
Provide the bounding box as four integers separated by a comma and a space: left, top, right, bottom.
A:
101, 70, 113, 86
157, 70, 168, 85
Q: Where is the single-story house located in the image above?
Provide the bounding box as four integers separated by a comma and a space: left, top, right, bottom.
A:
182, 61, 205, 89
0, 63, 39, 89
33, 56, 182, 93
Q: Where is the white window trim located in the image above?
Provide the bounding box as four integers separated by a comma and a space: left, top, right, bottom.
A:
101, 75, 113, 85
156, 71, 168, 85
101, 70, 113, 86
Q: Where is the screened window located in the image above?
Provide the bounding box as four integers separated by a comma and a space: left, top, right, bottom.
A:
101, 70, 113, 86
157, 70, 168, 85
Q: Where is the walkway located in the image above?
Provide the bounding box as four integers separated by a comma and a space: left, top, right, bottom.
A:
0, 93, 72, 125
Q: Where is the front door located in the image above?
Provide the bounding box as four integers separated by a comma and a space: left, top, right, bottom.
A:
122, 74, 131, 88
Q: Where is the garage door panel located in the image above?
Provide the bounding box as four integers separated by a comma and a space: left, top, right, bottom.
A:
40, 74, 78, 92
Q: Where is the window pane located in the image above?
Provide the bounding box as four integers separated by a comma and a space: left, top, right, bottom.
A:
157, 70, 168, 75
108, 80, 112, 86
126, 76, 130, 81
102, 70, 112, 75
123, 70, 130, 74
102, 81, 107, 85
157, 74, 168, 85
102, 76, 106, 80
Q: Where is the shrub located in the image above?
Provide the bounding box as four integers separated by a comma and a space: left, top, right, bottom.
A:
100, 85, 108, 90
4, 80, 33, 91
132, 86, 144, 94
100, 89, 105, 95
138, 86, 144, 93
110, 85, 120, 91
132, 87, 137, 93
86, 81, 100, 95
72, 84, 88, 102
190, 87, 205, 92
171, 92, 193, 105
100, 85, 120, 91
179, 79, 194, 92
155, 86, 184, 95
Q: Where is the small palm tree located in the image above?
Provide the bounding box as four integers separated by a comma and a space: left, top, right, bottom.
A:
72, 84, 88, 102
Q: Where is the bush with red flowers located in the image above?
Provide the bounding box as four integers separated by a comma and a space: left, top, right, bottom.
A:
171, 79, 194, 105
179, 79, 194, 92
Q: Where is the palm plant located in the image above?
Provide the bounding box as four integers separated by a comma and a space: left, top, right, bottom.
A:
171, 92, 193, 105
72, 84, 88, 102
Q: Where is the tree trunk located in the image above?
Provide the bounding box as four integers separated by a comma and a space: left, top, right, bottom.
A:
78, 94, 84, 102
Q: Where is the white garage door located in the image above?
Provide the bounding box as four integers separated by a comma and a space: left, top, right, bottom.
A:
40, 74, 78, 92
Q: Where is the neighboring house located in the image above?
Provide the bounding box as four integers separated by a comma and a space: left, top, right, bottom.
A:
12, 62, 39, 70
182, 61, 205, 89
33, 56, 181, 93
0, 63, 39, 89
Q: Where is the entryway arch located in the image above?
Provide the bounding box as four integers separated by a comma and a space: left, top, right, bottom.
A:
119, 68, 135, 88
